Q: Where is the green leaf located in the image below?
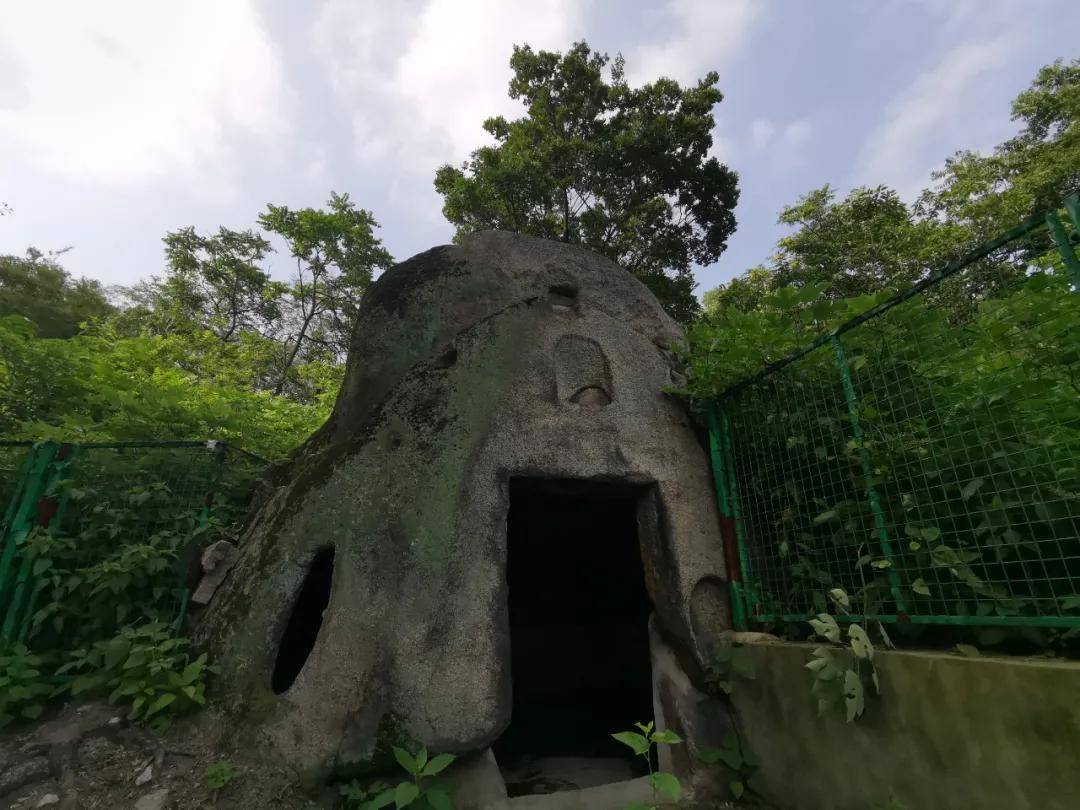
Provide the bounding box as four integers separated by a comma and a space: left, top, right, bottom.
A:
848, 624, 873, 660
421, 753, 455, 777
731, 780, 745, 800
146, 693, 176, 717
394, 781, 419, 808
827, 588, 850, 609
696, 747, 724, 765
808, 614, 840, 643
912, 578, 931, 596
960, 477, 985, 501
955, 644, 981, 658
650, 729, 683, 745
611, 731, 650, 756
367, 787, 396, 809
813, 510, 838, 525
103, 641, 130, 671
414, 747, 428, 772
392, 747, 417, 775
425, 788, 453, 810
123, 650, 148, 670
649, 772, 682, 802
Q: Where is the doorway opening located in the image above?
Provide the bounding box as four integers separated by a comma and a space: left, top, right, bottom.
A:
494, 478, 655, 795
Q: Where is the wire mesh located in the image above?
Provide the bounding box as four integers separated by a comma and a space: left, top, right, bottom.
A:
717, 213, 1080, 628
0, 441, 267, 642
0, 444, 32, 531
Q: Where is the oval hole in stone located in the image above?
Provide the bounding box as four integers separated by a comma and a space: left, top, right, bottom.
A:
433, 344, 458, 369
272, 547, 335, 694
570, 385, 612, 406
549, 283, 579, 301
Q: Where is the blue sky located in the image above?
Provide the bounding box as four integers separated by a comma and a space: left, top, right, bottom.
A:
1, 0, 1077, 297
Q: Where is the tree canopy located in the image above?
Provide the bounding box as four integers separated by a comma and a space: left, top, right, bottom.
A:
706, 58, 1079, 316
0, 192, 391, 458
434, 41, 739, 322
0, 248, 114, 338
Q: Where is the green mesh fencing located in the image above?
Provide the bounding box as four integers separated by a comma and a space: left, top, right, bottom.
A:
0, 441, 267, 642
711, 197, 1080, 630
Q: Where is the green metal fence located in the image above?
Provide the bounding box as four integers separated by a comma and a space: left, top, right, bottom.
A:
710, 195, 1080, 630
0, 440, 266, 642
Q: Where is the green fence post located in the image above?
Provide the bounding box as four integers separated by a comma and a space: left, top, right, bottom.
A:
830, 335, 908, 614
720, 409, 757, 621
1064, 193, 1080, 235
15, 444, 78, 642
1046, 209, 1080, 289
707, 403, 748, 629
0, 443, 59, 640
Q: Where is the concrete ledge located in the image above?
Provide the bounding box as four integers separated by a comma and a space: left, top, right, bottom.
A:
500, 776, 652, 809
731, 642, 1080, 810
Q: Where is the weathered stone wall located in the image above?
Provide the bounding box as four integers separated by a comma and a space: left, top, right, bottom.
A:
730, 640, 1080, 810
195, 231, 729, 780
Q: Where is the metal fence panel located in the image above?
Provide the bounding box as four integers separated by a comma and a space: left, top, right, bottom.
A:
713, 196, 1080, 629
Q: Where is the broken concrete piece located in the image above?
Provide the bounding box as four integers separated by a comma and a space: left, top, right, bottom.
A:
191, 540, 238, 605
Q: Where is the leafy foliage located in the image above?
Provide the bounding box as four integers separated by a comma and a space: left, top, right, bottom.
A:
0, 315, 324, 459
257, 191, 393, 391
25, 478, 212, 646
435, 41, 738, 322
0, 644, 54, 728
805, 600, 881, 723
612, 720, 682, 809
698, 729, 760, 802
686, 58, 1080, 646
707, 643, 756, 696
340, 745, 457, 810
918, 58, 1080, 241
707, 59, 1079, 318
158, 226, 281, 342
205, 761, 237, 790
0, 248, 114, 338
56, 622, 214, 728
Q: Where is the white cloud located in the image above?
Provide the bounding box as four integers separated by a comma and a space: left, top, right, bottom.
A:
855, 37, 1017, 198
781, 118, 812, 149
747, 117, 811, 155
750, 119, 776, 150
313, 0, 585, 170
0, 1, 289, 189
630, 0, 766, 85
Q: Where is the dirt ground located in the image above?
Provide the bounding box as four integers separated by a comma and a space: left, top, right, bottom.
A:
0, 702, 769, 809
0, 702, 326, 809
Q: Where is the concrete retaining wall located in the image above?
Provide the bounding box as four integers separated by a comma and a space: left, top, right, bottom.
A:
731, 640, 1080, 810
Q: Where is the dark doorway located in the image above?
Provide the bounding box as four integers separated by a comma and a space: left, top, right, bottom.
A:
495, 478, 655, 792
272, 546, 335, 694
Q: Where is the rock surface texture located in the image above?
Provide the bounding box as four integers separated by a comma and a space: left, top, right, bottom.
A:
195, 231, 729, 780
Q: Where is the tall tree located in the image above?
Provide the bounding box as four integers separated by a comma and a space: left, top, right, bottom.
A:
918, 58, 1079, 239
0, 248, 114, 337
258, 192, 394, 393
708, 60, 1080, 317
159, 226, 282, 341
434, 41, 739, 322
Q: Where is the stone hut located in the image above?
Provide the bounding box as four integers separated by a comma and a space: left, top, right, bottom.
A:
197, 231, 732, 799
